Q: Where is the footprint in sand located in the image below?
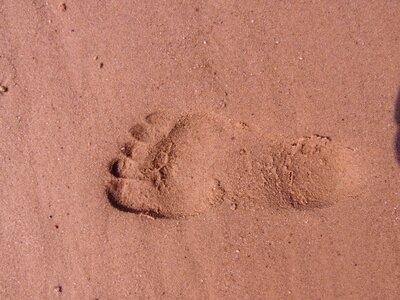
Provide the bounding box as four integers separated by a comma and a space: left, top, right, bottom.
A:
107, 112, 361, 219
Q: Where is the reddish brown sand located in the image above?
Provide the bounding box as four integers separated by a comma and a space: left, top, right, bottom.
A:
1, 1, 399, 299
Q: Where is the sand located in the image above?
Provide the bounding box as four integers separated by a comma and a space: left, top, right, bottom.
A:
1, 1, 399, 299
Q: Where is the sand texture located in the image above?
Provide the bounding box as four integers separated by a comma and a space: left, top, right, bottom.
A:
0, 1, 399, 299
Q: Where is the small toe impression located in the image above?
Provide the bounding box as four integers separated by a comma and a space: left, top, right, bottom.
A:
110, 157, 139, 178
122, 141, 149, 159
130, 123, 150, 141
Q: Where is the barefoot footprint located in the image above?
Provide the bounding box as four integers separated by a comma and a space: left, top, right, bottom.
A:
107, 112, 361, 218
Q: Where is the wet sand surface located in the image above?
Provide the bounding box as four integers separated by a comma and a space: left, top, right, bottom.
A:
0, 1, 399, 299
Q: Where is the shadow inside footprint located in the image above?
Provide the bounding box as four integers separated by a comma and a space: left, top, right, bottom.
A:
395, 88, 400, 164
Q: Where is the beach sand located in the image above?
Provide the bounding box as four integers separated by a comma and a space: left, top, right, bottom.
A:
0, 1, 399, 299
